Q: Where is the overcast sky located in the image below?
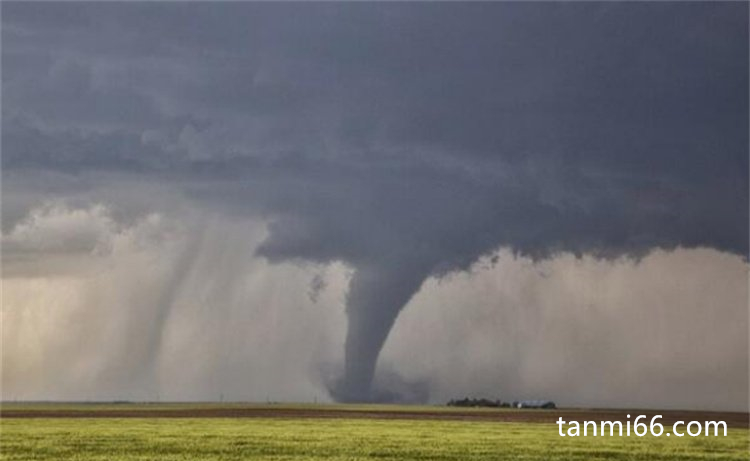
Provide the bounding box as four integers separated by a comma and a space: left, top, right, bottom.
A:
2, 2, 748, 409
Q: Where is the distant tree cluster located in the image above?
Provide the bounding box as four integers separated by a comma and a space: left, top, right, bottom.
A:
447, 398, 556, 409
446, 398, 509, 408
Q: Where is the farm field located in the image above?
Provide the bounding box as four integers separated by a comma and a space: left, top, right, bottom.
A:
1, 403, 748, 460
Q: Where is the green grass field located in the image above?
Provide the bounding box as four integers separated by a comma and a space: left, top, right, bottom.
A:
2, 410, 748, 461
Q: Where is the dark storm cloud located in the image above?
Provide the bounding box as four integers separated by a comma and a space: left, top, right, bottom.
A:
2, 2, 747, 402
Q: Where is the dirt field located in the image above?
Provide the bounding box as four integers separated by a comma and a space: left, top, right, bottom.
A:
2, 403, 747, 429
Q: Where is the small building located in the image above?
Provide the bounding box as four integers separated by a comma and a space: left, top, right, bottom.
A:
514, 400, 556, 409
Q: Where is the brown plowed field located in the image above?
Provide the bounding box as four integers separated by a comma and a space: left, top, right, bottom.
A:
2, 405, 747, 428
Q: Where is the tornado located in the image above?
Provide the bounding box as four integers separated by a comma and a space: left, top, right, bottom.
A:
330, 259, 433, 402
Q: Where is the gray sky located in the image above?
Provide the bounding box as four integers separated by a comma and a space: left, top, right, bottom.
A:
2, 2, 748, 409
